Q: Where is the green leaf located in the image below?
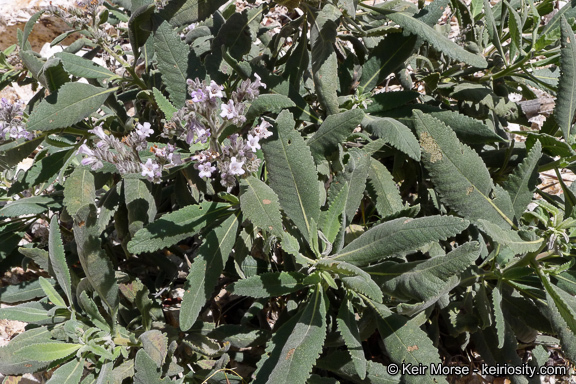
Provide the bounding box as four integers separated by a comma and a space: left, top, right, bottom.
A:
367, 7, 487, 69
319, 183, 348, 244
483, 0, 505, 58
0, 327, 55, 375
309, 4, 341, 115
39, 276, 66, 307
153, 87, 177, 120
362, 116, 421, 160
124, 177, 157, 236
64, 166, 96, 219
20, 11, 44, 50
0, 278, 51, 304
555, 17, 576, 142
317, 259, 382, 301
331, 148, 371, 221
0, 195, 61, 217
413, 110, 515, 228
46, 358, 84, 384
332, 215, 469, 266
0, 301, 53, 323
308, 110, 365, 162
19, 247, 49, 271
127, 202, 231, 254
262, 110, 320, 244
502, 140, 542, 219
316, 350, 400, 384
78, 290, 110, 331
337, 297, 367, 379
55, 52, 117, 79
540, 0, 576, 42
0, 136, 43, 171
253, 286, 327, 384
135, 349, 170, 384
73, 205, 119, 314
179, 213, 239, 331
27, 83, 117, 131
477, 219, 543, 254
49, 215, 72, 304
15, 342, 81, 362
367, 242, 480, 309
140, 330, 168, 368
39, 57, 69, 92
359, 34, 417, 91
240, 176, 284, 237
154, 20, 192, 108
367, 158, 403, 218
245, 94, 296, 122
9, 149, 72, 194
492, 282, 505, 349
128, 4, 155, 61
162, 0, 228, 27
228, 272, 312, 298
370, 301, 447, 384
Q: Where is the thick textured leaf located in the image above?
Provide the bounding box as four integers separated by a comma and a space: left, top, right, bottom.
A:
0, 301, 53, 323
253, 286, 327, 384
337, 297, 367, 379
316, 350, 400, 383
153, 87, 177, 120
64, 166, 95, 218
49, 215, 72, 304
555, 17, 576, 142
413, 110, 515, 228
0, 196, 61, 217
15, 342, 81, 362
9, 149, 71, 195
55, 52, 117, 79
124, 177, 157, 236
309, 4, 341, 115
228, 272, 313, 298
362, 116, 420, 160
371, 301, 446, 384
308, 110, 365, 161
542, 280, 576, 362
540, 0, 576, 42
154, 20, 191, 108
240, 176, 284, 237
73, 205, 119, 313
140, 330, 168, 368
19, 247, 49, 271
163, 0, 228, 27
0, 136, 43, 171
492, 282, 506, 348
477, 219, 543, 254
0, 278, 51, 304
262, 110, 320, 243
128, 4, 155, 61
331, 148, 371, 221
317, 259, 382, 301
127, 202, 231, 254
502, 141, 542, 219
360, 34, 417, 91
39, 276, 66, 307
20, 11, 44, 50
0, 327, 55, 375
319, 183, 348, 244
367, 242, 480, 305
245, 94, 296, 122
39, 57, 69, 92
421, 109, 505, 144
134, 349, 170, 384
78, 290, 110, 331
179, 214, 239, 331
27, 83, 117, 131
332, 215, 469, 266
46, 358, 84, 384
367, 158, 403, 218
368, 7, 487, 68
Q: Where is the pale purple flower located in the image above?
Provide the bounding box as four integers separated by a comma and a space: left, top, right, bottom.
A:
253, 73, 266, 90
186, 118, 210, 144
198, 162, 216, 178
246, 134, 260, 152
141, 158, 160, 180
252, 120, 273, 139
207, 81, 224, 99
228, 156, 245, 175
191, 89, 207, 103
136, 122, 153, 139
220, 100, 239, 120
89, 125, 107, 140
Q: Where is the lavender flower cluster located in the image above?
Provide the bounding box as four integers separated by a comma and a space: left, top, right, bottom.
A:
77, 123, 181, 183
0, 98, 34, 142
164, 75, 273, 189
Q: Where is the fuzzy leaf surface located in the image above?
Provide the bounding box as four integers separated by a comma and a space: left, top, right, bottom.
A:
0, 327, 55, 375
555, 17, 576, 141
477, 219, 543, 254
46, 358, 84, 384
367, 158, 403, 218
228, 272, 313, 298
240, 176, 284, 237
49, 215, 72, 304
245, 94, 296, 122
127, 202, 231, 254
261, 110, 320, 243
253, 286, 327, 384
362, 116, 420, 160
15, 342, 81, 362
332, 215, 469, 266
413, 110, 515, 228
63, 167, 96, 218
337, 297, 367, 379
55, 52, 117, 79
308, 109, 365, 161
180, 214, 239, 331
27, 83, 116, 131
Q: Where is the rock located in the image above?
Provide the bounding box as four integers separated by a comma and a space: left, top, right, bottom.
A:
0, 0, 77, 51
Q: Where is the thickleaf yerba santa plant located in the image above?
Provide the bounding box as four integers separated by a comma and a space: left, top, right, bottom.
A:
1, 0, 576, 383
